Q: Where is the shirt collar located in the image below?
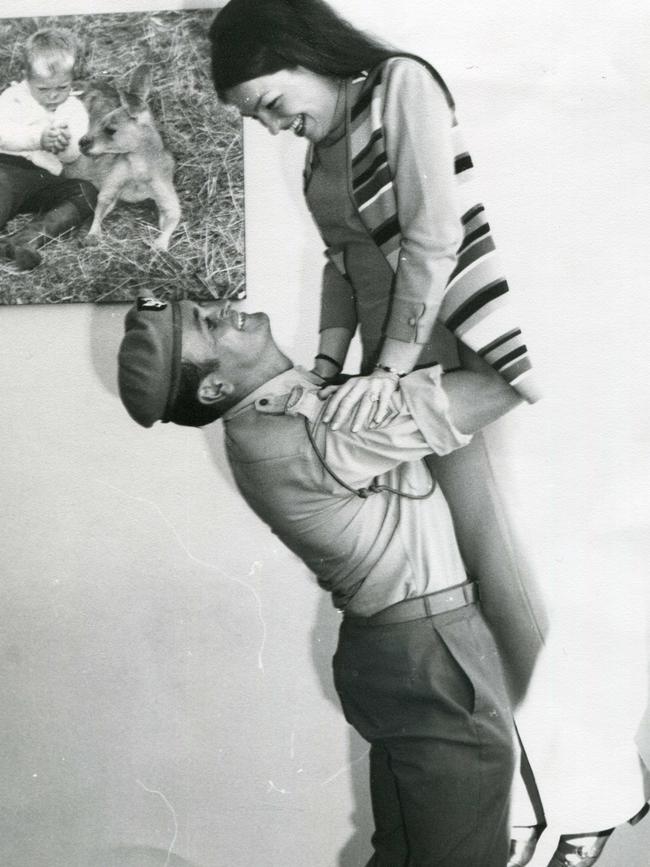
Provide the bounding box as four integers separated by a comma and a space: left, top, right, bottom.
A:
222, 366, 322, 421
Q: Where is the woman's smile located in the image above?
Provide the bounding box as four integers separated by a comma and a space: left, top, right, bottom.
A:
290, 115, 305, 136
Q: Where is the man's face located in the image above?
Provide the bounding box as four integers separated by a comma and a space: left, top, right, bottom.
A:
180, 300, 272, 377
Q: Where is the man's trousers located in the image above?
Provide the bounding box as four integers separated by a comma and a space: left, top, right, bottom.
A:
333, 601, 515, 866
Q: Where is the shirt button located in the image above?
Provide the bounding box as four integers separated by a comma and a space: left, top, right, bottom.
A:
408, 317, 417, 326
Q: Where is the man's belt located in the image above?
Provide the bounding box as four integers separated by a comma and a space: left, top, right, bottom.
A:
345, 580, 478, 626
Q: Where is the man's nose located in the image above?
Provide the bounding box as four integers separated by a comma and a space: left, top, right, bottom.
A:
202, 301, 231, 320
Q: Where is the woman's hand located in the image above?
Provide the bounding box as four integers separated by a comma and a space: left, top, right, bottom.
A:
319, 369, 400, 432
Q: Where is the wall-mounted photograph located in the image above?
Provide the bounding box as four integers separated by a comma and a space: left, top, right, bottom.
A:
0, 9, 245, 305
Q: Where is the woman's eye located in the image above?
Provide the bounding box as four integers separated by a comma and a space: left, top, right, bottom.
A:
266, 97, 280, 111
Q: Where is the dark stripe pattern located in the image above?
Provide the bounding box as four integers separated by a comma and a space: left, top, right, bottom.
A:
311, 55, 536, 399
444, 280, 510, 332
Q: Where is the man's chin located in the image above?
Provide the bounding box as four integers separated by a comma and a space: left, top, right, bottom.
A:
248, 311, 270, 328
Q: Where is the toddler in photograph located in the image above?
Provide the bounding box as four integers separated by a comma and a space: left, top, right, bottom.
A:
0, 27, 96, 269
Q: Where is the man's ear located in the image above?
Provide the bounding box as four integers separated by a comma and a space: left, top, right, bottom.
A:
197, 371, 235, 406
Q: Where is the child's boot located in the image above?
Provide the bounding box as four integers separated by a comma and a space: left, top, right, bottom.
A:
0, 202, 84, 270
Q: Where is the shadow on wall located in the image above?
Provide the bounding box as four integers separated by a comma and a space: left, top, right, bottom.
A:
88, 303, 129, 400
87, 847, 202, 866
88, 301, 375, 864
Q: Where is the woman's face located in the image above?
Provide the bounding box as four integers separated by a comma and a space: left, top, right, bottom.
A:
225, 67, 344, 143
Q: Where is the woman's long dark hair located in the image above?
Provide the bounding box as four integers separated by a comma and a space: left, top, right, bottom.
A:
209, 0, 396, 99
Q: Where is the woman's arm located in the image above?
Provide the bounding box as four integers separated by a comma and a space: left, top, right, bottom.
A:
320, 58, 463, 428
378, 57, 462, 358
374, 336, 426, 375
314, 326, 354, 379
313, 258, 357, 378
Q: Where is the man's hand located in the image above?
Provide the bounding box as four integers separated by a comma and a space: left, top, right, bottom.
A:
319, 370, 400, 432
41, 123, 71, 154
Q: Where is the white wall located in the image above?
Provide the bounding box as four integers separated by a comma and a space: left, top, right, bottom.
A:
1, 1, 649, 866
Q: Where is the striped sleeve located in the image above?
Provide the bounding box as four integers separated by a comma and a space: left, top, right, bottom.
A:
382, 59, 539, 402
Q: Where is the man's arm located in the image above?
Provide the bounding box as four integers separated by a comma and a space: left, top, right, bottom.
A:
438, 368, 522, 435
316, 363, 521, 488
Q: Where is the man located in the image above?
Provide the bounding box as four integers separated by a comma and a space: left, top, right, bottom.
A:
117, 296, 522, 867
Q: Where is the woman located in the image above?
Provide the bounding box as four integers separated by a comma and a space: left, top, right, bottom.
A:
209, 1, 646, 864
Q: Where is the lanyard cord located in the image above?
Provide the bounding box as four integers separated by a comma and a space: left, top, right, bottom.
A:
303, 417, 436, 500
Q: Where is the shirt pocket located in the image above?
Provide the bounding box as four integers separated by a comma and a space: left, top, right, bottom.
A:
224, 413, 307, 463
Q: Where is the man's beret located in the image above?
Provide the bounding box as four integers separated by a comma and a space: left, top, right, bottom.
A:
118, 297, 184, 428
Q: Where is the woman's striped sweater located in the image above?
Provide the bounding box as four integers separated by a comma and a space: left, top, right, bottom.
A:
307, 55, 540, 404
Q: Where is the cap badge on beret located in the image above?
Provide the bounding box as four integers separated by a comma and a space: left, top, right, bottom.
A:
137, 296, 168, 311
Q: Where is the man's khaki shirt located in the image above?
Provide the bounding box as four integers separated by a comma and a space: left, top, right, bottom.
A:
223, 366, 471, 616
